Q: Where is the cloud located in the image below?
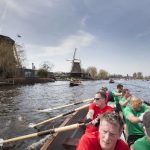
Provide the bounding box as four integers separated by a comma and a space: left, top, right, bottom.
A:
4, 0, 28, 16
0, 1, 8, 33
26, 30, 95, 56
136, 29, 150, 39
2, 0, 55, 17
80, 16, 89, 29
25, 30, 95, 68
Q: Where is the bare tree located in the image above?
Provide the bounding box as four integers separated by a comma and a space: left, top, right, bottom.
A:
86, 66, 97, 79
15, 43, 26, 67
98, 69, 109, 79
137, 72, 143, 79
37, 61, 54, 78
40, 61, 54, 72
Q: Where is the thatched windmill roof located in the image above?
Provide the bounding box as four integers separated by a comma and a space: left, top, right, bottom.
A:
0, 35, 15, 44
0, 35, 20, 78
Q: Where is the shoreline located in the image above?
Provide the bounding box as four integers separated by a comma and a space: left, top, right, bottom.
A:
0, 77, 55, 86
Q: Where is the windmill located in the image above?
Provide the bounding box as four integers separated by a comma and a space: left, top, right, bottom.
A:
0, 35, 21, 77
67, 48, 82, 78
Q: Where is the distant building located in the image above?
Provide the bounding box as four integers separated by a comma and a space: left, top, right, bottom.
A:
19, 68, 35, 78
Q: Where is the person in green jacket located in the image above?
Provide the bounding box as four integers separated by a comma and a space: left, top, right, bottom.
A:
112, 84, 123, 114
123, 96, 149, 149
119, 89, 131, 138
133, 111, 150, 150
119, 89, 131, 111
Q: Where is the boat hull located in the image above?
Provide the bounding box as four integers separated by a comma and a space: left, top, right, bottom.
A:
109, 79, 115, 83
41, 107, 88, 150
69, 82, 80, 86
41, 100, 150, 150
69, 81, 81, 87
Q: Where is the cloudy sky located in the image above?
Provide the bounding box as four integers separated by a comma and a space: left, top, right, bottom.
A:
1, 0, 150, 76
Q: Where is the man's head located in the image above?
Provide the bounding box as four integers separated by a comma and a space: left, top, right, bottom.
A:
117, 84, 123, 92
94, 91, 106, 108
122, 89, 131, 98
143, 111, 150, 138
99, 112, 124, 150
101, 86, 108, 92
130, 96, 142, 111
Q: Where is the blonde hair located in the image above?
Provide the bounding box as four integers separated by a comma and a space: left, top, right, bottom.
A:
100, 112, 124, 132
130, 96, 142, 110
130, 96, 142, 102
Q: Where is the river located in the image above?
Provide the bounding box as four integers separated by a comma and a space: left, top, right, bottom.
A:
0, 80, 150, 150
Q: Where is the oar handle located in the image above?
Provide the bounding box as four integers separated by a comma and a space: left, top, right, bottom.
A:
38, 104, 75, 112
62, 104, 89, 117
38, 98, 93, 112
74, 98, 93, 105
75, 104, 89, 111
54, 123, 85, 132
31, 103, 90, 128
32, 114, 63, 127
0, 123, 85, 145
1, 130, 54, 144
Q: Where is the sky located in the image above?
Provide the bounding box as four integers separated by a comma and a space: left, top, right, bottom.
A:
0, 0, 150, 76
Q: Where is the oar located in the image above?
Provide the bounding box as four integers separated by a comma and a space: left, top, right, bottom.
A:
37, 98, 93, 112
29, 104, 90, 128
0, 122, 85, 146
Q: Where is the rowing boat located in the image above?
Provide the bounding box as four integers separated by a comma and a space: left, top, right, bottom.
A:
40, 106, 88, 150
69, 79, 82, 87
40, 100, 150, 150
109, 79, 115, 83
1, 98, 148, 149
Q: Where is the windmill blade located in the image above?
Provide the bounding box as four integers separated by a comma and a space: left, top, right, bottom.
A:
73, 48, 77, 60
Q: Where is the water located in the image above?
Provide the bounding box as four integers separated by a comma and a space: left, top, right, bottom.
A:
0, 80, 150, 149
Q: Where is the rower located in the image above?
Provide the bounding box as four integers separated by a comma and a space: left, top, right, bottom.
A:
77, 112, 130, 150
85, 91, 114, 133
123, 96, 149, 149
100, 86, 116, 108
100, 86, 109, 104
119, 88, 132, 138
112, 84, 123, 114
133, 111, 150, 150
119, 89, 131, 111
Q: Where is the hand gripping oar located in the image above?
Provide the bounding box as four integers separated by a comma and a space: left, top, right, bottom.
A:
0, 122, 86, 146
37, 98, 93, 112
29, 104, 90, 128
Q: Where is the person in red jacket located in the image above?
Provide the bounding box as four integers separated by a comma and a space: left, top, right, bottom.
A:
77, 112, 130, 150
85, 91, 114, 133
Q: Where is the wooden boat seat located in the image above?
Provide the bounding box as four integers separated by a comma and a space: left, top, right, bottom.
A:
63, 137, 80, 150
